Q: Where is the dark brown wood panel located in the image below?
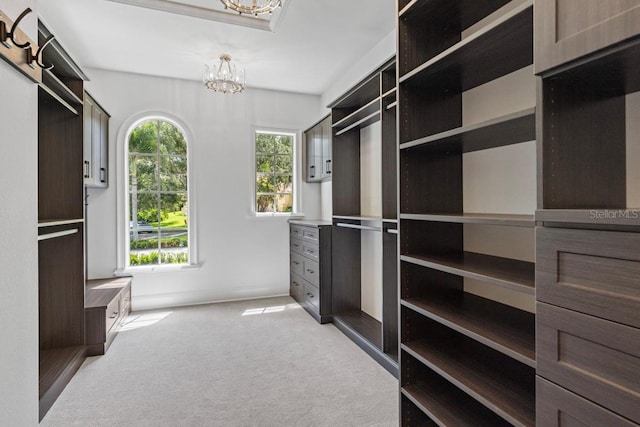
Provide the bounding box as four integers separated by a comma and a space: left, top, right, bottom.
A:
401, 351, 513, 427
541, 77, 626, 209
39, 346, 85, 420
537, 227, 640, 328
382, 228, 398, 359
331, 222, 362, 314
401, 393, 439, 427
334, 310, 382, 349
331, 130, 360, 216
381, 98, 397, 220
537, 303, 640, 424
537, 377, 638, 427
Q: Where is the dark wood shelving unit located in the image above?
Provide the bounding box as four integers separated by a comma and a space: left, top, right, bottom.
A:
330, 58, 399, 376
401, 252, 535, 294
401, 353, 513, 427
402, 293, 535, 366
398, 1, 537, 424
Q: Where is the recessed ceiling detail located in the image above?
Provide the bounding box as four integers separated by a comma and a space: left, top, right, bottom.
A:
105, 0, 288, 31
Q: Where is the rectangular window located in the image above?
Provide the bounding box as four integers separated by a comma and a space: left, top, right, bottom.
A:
255, 130, 295, 214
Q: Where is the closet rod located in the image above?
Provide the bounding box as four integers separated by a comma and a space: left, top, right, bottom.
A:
386, 229, 398, 234
38, 228, 78, 241
335, 223, 381, 232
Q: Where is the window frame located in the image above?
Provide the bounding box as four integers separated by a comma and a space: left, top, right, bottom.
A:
251, 127, 301, 217
115, 112, 199, 275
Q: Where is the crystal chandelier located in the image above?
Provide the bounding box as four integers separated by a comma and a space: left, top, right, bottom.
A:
203, 54, 246, 94
220, 0, 282, 16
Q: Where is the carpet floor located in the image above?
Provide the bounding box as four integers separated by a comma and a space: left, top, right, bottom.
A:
41, 296, 398, 426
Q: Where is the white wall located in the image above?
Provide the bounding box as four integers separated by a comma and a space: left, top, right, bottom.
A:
84, 68, 323, 311
0, 0, 39, 423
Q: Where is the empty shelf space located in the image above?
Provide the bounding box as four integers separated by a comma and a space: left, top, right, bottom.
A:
400, 212, 534, 227
399, 2, 532, 92
38, 84, 79, 116
402, 381, 512, 427
332, 98, 380, 131
334, 112, 380, 136
400, 108, 535, 153
333, 310, 382, 349
402, 293, 535, 366
402, 339, 535, 426
401, 252, 535, 294
42, 69, 83, 105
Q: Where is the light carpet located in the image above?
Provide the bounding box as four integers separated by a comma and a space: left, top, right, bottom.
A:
41, 296, 398, 426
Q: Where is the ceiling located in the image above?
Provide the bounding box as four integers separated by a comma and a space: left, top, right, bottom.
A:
37, 0, 396, 95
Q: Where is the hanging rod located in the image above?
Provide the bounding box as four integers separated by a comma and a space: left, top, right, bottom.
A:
38, 228, 78, 241
335, 223, 381, 232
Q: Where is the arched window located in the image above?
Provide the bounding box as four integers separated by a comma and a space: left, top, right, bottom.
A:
127, 119, 190, 266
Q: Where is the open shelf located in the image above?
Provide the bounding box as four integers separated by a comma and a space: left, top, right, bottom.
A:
402, 335, 535, 426
330, 73, 380, 110
400, 107, 535, 153
39, 346, 85, 419
402, 293, 535, 366
402, 352, 513, 426
333, 310, 382, 349
38, 84, 79, 116
334, 112, 380, 136
399, 0, 511, 23
401, 212, 534, 227
399, 2, 532, 92
332, 98, 380, 132
401, 252, 535, 294
42, 69, 83, 106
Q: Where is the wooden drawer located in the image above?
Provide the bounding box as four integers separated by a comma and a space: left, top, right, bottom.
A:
290, 237, 304, 255
290, 272, 304, 301
304, 281, 320, 310
105, 295, 120, 333
537, 227, 640, 328
302, 258, 319, 286
537, 303, 640, 424
290, 252, 304, 277
302, 227, 319, 242
290, 225, 304, 240
301, 241, 319, 261
537, 377, 638, 427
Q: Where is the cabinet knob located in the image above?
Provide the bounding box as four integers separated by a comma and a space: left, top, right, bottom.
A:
306, 269, 315, 274
306, 292, 314, 298
109, 311, 118, 319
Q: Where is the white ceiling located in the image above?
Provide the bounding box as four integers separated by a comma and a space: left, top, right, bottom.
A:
37, 0, 396, 95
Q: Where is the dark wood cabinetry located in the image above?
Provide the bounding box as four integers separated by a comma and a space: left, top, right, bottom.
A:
304, 115, 331, 182
85, 278, 132, 356
289, 221, 331, 323
398, 1, 537, 425
535, 0, 640, 74
329, 58, 399, 375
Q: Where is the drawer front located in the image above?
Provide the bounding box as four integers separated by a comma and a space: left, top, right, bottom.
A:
304, 281, 320, 310
105, 296, 120, 333
302, 258, 320, 286
120, 286, 131, 318
537, 303, 640, 423
290, 272, 304, 301
537, 377, 638, 427
290, 237, 304, 255
290, 252, 304, 277
302, 227, 319, 242
301, 241, 319, 261
290, 225, 303, 240
537, 227, 640, 328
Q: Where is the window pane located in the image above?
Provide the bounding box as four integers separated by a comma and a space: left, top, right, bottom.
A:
274, 155, 292, 174
256, 154, 274, 173
274, 136, 293, 155
275, 193, 293, 213
129, 121, 158, 154
159, 121, 187, 155
256, 173, 275, 193
158, 193, 189, 264
256, 195, 275, 213
255, 133, 275, 154
160, 155, 187, 192
129, 155, 157, 192
275, 175, 292, 193
129, 193, 160, 267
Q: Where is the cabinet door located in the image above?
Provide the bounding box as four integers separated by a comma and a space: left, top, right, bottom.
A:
97, 109, 109, 187
305, 128, 320, 182
91, 104, 103, 186
321, 116, 332, 180
535, 0, 640, 74
83, 94, 95, 186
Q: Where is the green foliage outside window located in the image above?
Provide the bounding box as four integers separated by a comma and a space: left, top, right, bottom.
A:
255, 132, 294, 213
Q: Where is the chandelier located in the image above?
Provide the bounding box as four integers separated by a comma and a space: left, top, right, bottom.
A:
220, 0, 282, 15
203, 54, 246, 94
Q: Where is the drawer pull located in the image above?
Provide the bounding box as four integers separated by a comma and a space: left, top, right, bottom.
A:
293, 281, 299, 287
109, 311, 118, 319
306, 269, 315, 274
306, 250, 315, 254
292, 261, 300, 265
306, 292, 314, 298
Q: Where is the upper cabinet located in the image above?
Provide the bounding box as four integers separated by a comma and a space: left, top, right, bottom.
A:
83, 91, 110, 188
535, 0, 640, 74
304, 114, 332, 183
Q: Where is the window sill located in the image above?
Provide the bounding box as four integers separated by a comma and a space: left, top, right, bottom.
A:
249, 212, 305, 220
115, 263, 202, 276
